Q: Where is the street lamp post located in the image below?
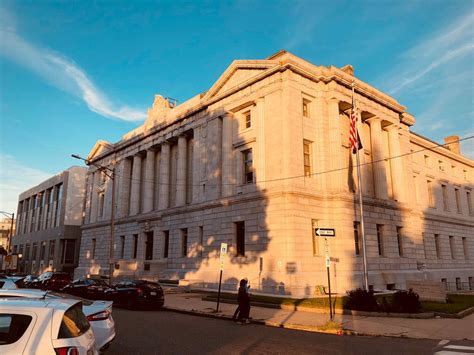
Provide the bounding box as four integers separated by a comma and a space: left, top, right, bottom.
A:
72, 154, 116, 286
0, 211, 15, 253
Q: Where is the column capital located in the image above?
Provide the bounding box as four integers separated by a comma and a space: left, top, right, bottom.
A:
365, 116, 380, 125
385, 123, 400, 132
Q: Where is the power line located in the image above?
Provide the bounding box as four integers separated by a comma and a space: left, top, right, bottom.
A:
90, 135, 473, 189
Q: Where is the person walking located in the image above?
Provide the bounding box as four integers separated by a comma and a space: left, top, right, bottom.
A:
236, 278, 251, 324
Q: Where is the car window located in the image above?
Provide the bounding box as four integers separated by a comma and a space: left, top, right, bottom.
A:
0, 314, 32, 345
58, 303, 90, 339
0, 282, 4, 288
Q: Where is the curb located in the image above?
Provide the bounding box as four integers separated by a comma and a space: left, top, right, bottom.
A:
161, 305, 420, 339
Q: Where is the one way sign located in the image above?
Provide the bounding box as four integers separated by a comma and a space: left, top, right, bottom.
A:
315, 228, 336, 237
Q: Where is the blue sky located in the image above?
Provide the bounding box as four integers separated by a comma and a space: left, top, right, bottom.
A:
1, 0, 473, 213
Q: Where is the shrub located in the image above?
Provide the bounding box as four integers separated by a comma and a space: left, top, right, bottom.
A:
391, 289, 421, 313
346, 288, 378, 311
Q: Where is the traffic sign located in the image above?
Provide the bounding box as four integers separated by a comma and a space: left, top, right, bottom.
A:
315, 228, 336, 237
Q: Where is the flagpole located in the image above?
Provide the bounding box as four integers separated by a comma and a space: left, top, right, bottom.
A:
352, 82, 369, 291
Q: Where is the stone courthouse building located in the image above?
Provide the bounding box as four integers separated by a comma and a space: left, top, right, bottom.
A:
75, 50, 474, 296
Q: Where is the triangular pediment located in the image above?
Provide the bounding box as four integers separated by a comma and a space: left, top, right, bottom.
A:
203, 60, 278, 101
87, 140, 113, 161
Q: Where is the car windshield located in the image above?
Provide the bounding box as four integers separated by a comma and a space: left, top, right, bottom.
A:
47, 291, 93, 306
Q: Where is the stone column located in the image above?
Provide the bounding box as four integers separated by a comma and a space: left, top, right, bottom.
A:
143, 149, 155, 213
159, 143, 170, 210
367, 117, 388, 200
176, 136, 187, 206
129, 155, 142, 215
256, 98, 266, 190
327, 98, 344, 192
118, 158, 132, 218
222, 114, 233, 196
387, 125, 406, 202
89, 172, 100, 223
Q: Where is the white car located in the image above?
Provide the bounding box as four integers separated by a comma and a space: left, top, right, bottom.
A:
0, 298, 97, 354
0, 289, 115, 351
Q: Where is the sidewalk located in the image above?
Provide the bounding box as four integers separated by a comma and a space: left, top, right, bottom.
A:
162, 290, 474, 341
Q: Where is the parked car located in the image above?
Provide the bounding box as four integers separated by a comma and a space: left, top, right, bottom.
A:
62, 277, 111, 300
106, 280, 164, 310
0, 289, 115, 352
0, 297, 97, 354
29, 272, 72, 291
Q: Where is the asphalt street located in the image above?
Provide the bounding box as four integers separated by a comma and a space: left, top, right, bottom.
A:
104, 308, 471, 355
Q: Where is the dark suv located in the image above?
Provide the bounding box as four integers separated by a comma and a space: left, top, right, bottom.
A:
30, 272, 72, 291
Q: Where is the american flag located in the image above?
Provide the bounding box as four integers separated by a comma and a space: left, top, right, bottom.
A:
350, 96, 362, 154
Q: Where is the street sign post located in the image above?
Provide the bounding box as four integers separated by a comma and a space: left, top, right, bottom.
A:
216, 243, 228, 312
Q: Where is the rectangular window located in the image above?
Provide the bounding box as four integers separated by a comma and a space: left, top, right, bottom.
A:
37, 192, 43, 231
469, 277, 473, 291
61, 239, 76, 264
39, 241, 46, 261
427, 180, 434, 208
98, 193, 105, 217
467, 191, 472, 215
32, 243, 37, 261
49, 240, 55, 262
455, 188, 462, 213
198, 226, 203, 258
91, 239, 96, 259
441, 278, 447, 290
376, 224, 384, 256
163, 231, 169, 258
24, 244, 30, 261
45, 189, 52, 229
435, 234, 441, 258
396, 227, 403, 257
235, 221, 245, 256
302, 98, 311, 118
243, 110, 251, 129
456, 277, 461, 291
462, 237, 468, 259
442, 184, 449, 211
303, 140, 312, 177
353, 222, 361, 256
449, 236, 455, 259
30, 195, 36, 233
120, 236, 125, 259
132, 234, 138, 259
54, 184, 63, 227
23, 198, 30, 234
243, 149, 254, 184
19, 244, 24, 257
181, 228, 188, 257
145, 232, 153, 261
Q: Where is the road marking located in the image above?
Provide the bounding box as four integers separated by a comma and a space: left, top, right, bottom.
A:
438, 340, 450, 347
445, 345, 474, 351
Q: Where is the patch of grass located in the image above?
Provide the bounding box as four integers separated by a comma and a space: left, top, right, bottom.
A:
421, 294, 474, 314
316, 321, 342, 331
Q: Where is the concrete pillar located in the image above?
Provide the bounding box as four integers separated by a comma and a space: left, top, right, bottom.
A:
159, 143, 170, 210
89, 172, 100, 223
367, 117, 388, 200
118, 158, 132, 218
255, 98, 266, 190
327, 98, 344, 192
222, 114, 233, 196
176, 136, 187, 206
387, 125, 406, 202
143, 149, 155, 213
129, 155, 142, 215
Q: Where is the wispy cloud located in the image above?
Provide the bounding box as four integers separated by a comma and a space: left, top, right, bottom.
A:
0, 9, 146, 122
378, 13, 474, 95
0, 154, 52, 213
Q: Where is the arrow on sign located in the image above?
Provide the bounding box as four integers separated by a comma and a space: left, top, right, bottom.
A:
315, 228, 336, 237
